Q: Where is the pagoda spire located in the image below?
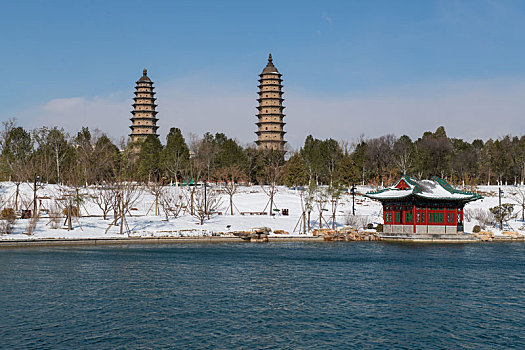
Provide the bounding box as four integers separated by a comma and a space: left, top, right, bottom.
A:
255, 54, 286, 151
129, 68, 159, 143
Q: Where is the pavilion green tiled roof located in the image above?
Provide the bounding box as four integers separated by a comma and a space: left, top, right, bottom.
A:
365, 175, 482, 203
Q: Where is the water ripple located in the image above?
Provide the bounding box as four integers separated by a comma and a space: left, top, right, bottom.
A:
0, 242, 523, 349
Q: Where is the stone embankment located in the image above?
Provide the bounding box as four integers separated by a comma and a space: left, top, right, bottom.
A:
315, 227, 380, 241
473, 230, 524, 242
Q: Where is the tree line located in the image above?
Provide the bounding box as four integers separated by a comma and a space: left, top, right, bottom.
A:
1, 119, 524, 188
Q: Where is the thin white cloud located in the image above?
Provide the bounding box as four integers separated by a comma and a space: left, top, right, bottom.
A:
11, 77, 525, 150
322, 13, 333, 25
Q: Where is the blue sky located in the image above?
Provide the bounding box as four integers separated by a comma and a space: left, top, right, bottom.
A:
2, 0, 525, 148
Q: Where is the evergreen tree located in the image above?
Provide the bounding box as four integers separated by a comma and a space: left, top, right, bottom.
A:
283, 153, 308, 187
137, 135, 163, 181
161, 128, 189, 183
334, 154, 360, 186
1, 126, 33, 179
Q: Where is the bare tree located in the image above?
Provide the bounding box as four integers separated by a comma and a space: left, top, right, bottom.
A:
158, 187, 185, 221
182, 156, 205, 216
91, 183, 115, 220
365, 134, 396, 186
192, 185, 222, 225
328, 183, 344, 229
47, 201, 62, 229
304, 184, 316, 232
49, 128, 70, 184
106, 182, 142, 235
146, 181, 164, 216
392, 135, 414, 175
56, 184, 87, 231
511, 186, 525, 221
26, 175, 45, 219
258, 151, 284, 215
315, 186, 329, 229
217, 165, 244, 215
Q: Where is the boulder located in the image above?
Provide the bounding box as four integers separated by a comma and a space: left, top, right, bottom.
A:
502, 231, 521, 238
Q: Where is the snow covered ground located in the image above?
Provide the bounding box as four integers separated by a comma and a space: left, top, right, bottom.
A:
0, 182, 523, 240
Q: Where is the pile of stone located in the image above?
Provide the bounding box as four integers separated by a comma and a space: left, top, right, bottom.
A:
472, 230, 494, 241
312, 228, 334, 236
321, 226, 379, 241
501, 231, 524, 239
232, 227, 270, 242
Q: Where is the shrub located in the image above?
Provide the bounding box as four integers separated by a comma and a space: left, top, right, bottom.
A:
1, 208, 15, 222
471, 208, 494, 229
25, 216, 38, 235
472, 225, 481, 233
61, 206, 80, 217
376, 224, 383, 233
344, 213, 369, 229
0, 221, 13, 234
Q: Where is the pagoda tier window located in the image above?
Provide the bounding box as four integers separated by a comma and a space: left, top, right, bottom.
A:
416, 212, 425, 223
385, 212, 392, 223
447, 213, 455, 224
405, 212, 413, 223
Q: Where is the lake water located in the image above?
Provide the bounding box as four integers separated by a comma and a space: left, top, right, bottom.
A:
0, 242, 523, 349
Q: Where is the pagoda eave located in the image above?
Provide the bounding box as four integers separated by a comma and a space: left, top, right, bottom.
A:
131, 110, 158, 115
129, 133, 160, 138
132, 103, 158, 108
130, 117, 159, 121
129, 126, 160, 132
134, 90, 156, 94
256, 122, 286, 126
257, 98, 284, 102
255, 131, 286, 136
258, 84, 283, 89
255, 140, 287, 146
257, 91, 284, 96
256, 106, 285, 110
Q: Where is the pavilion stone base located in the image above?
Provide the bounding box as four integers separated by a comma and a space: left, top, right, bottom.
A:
379, 233, 477, 242
383, 224, 459, 235
381, 224, 475, 242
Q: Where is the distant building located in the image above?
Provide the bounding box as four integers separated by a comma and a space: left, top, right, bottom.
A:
255, 54, 286, 151
365, 175, 482, 235
129, 69, 159, 143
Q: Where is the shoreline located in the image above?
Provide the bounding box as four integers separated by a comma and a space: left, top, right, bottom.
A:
0, 235, 325, 248
0, 234, 523, 248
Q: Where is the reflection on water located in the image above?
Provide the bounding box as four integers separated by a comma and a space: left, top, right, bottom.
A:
0, 242, 524, 348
